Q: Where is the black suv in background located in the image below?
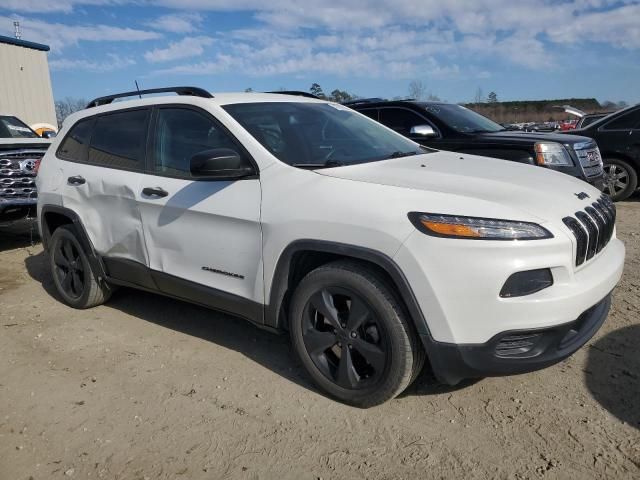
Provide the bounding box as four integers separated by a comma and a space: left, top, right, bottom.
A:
347, 100, 604, 190
563, 104, 640, 201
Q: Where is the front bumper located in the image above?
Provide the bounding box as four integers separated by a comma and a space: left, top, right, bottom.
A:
0, 198, 37, 224
424, 294, 611, 385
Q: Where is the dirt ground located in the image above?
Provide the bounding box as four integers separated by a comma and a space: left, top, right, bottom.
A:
1, 202, 639, 480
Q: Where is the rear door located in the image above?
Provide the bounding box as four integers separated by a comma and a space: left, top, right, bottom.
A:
137, 105, 263, 311
57, 109, 151, 275
597, 108, 640, 159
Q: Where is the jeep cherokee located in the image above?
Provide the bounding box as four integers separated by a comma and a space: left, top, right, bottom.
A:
36, 87, 625, 407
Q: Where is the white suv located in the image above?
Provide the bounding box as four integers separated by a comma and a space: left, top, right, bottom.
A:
37, 87, 625, 407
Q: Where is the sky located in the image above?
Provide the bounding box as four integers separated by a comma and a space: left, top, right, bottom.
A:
0, 0, 639, 105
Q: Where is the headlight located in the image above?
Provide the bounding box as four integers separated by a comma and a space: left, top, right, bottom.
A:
534, 142, 573, 166
408, 213, 553, 240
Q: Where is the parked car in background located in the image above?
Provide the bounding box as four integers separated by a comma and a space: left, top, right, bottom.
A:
37, 87, 624, 406
347, 100, 604, 189
563, 104, 640, 201
0, 114, 50, 224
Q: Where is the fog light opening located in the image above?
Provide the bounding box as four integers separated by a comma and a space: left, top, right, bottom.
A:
499, 268, 553, 298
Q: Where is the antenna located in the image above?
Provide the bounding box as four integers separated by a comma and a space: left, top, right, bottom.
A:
13, 21, 22, 40
134, 80, 142, 99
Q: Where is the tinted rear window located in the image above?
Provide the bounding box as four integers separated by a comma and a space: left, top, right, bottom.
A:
603, 109, 640, 130
57, 118, 94, 162
88, 109, 150, 169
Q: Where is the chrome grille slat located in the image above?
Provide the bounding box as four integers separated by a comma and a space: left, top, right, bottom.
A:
0, 150, 44, 200
573, 143, 604, 179
564, 194, 616, 267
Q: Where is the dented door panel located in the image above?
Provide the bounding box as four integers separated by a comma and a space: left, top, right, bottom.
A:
60, 161, 150, 266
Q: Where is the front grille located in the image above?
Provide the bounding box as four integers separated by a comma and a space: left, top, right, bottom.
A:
563, 194, 616, 267
0, 150, 44, 200
573, 142, 604, 178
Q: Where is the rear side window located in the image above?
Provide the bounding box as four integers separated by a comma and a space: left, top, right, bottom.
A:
88, 109, 150, 170
603, 109, 640, 130
57, 118, 94, 162
358, 109, 379, 121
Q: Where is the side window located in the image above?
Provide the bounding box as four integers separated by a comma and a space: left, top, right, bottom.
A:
603, 109, 640, 131
153, 108, 245, 176
359, 109, 379, 121
88, 109, 150, 170
379, 108, 429, 135
57, 118, 94, 162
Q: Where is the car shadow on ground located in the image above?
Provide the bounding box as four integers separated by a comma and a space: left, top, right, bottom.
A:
24, 249, 470, 405
0, 220, 39, 252
585, 324, 640, 429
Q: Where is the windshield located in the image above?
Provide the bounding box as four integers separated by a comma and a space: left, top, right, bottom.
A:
223, 102, 426, 167
423, 104, 504, 133
0, 116, 38, 139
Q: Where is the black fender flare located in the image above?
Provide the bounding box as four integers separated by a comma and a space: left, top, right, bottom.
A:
265, 239, 432, 339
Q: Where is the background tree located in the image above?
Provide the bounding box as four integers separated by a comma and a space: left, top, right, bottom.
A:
487, 91, 498, 103
310, 83, 326, 99
426, 92, 441, 101
55, 98, 87, 128
329, 89, 354, 103
244, 87, 253, 92
408, 80, 427, 100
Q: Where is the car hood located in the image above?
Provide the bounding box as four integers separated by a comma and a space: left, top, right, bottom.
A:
315, 151, 602, 222
479, 130, 594, 145
0, 138, 51, 150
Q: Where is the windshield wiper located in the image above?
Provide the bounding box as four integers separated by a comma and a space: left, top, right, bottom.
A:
291, 160, 346, 169
385, 151, 419, 159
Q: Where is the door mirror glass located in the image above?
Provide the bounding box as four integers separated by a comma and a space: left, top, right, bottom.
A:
190, 148, 253, 178
409, 125, 437, 137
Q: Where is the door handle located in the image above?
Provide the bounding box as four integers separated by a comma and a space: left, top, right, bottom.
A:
142, 187, 169, 198
67, 175, 86, 186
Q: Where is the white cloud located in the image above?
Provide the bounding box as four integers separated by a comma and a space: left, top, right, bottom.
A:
0, 16, 162, 51
144, 36, 214, 62
145, 13, 203, 33
49, 53, 135, 72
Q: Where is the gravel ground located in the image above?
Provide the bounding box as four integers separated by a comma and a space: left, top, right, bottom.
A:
0, 201, 638, 480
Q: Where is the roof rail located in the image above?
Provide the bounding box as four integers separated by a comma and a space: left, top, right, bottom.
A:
265, 91, 319, 99
86, 86, 213, 108
341, 98, 386, 106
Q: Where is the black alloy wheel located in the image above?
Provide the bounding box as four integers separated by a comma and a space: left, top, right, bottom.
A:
289, 260, 422, 407
48, 225, 112, 309
53, 236, 85, 299
302, 287, 388, 389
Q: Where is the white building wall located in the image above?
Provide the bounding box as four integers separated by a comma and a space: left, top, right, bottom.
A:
0, 42, 57, 128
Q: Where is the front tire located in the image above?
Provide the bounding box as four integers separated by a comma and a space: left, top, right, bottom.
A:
289, 260, 421, 407
49, 225, 111, 309
603, 158, 637, 201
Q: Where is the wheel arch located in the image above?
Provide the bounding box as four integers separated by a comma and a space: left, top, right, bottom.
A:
40, 205, 107, 279
601, 151, 640, 171
265, 240, 432, 339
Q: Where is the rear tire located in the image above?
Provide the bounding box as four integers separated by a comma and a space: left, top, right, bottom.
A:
289, 260, 422, 407
49, 225, 111, 309
603, 158, 637, 201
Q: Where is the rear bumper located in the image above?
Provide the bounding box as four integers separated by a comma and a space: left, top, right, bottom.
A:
423, 294, 611, 385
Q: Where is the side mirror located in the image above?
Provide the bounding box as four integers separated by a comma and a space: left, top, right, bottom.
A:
190, 148, 254, 179
409, 125, 437, 138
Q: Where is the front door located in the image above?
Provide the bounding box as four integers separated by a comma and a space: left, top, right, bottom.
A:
137, 106, 264, 313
